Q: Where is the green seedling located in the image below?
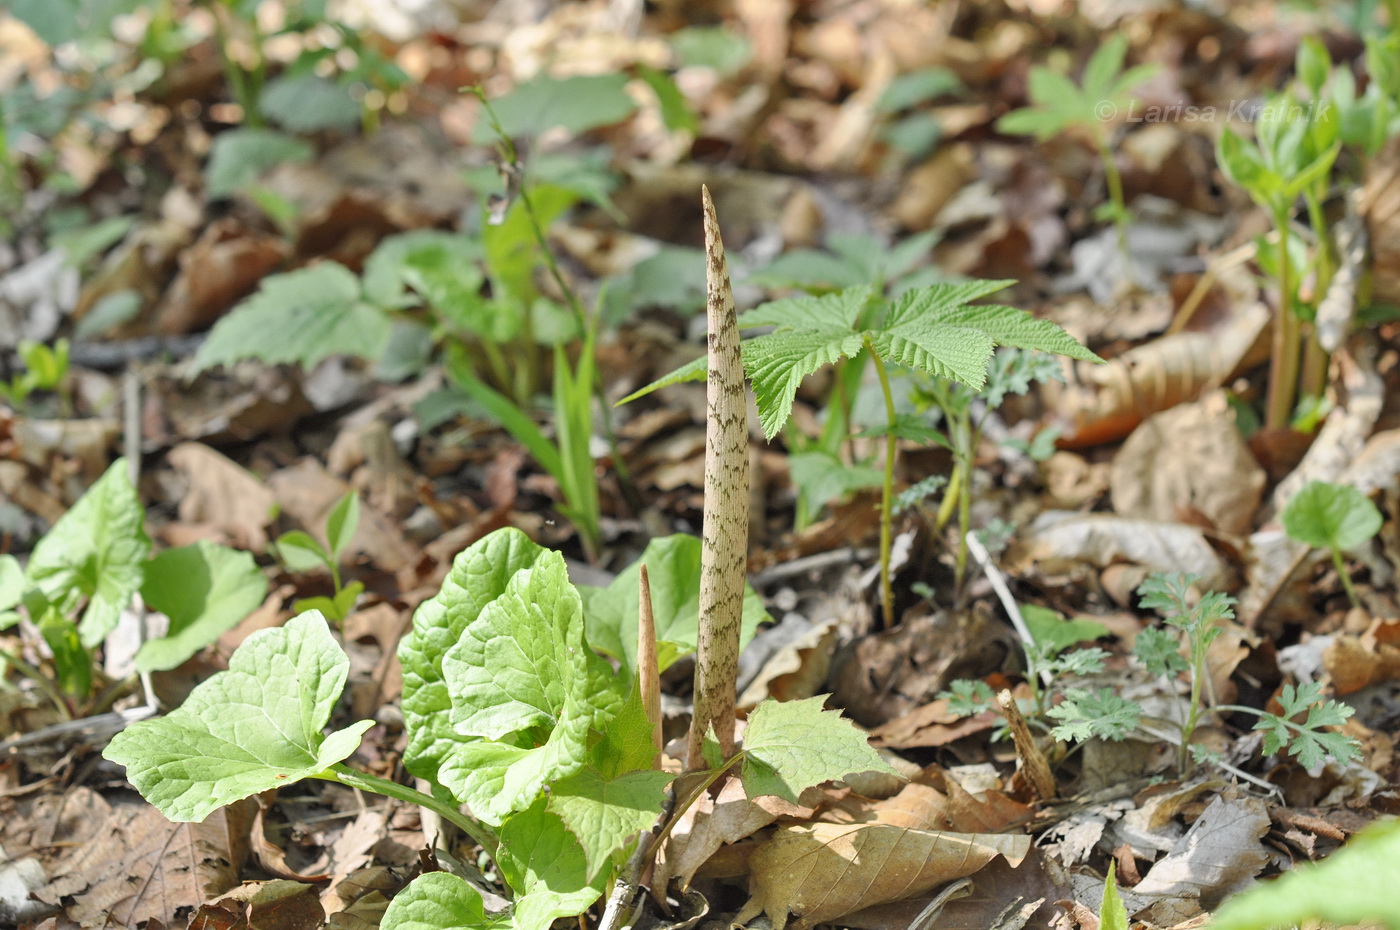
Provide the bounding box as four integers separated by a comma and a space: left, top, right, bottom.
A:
1281, 479, 1383, 609
996, 33, 1159, 257
1, 460, 267, 717
1217, 84, 1341, 431
274, 490, 363, 624
1101, 859, 1130, 930
876, 68, 963, 165
0, 338, 70, 412
624, 281, 1101, 627
915, 347, 1066, 589
104, 527, 895, 929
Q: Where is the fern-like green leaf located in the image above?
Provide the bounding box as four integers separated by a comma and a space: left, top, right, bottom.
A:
193, 264, 391, 373
745, 329, 865, 439
869, 324, 994, 388
737, 285, 875, 331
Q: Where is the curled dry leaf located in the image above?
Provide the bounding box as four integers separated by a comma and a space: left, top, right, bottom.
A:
1325, 618, 1400, 696
733, 821, 1030, 930
1012, 512, 1232, 591
1132, 793, 1270, 908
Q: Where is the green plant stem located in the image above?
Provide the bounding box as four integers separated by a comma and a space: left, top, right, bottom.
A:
1179, 641, 1208, 774
1300, 190, 1333, 403
1097, 137, 1130, 259
318, 763, 499, 859
1331, 547, 1363, 609
865, 339, 898, 629
1266, 213, 1301, 431
0, 648, 72, 720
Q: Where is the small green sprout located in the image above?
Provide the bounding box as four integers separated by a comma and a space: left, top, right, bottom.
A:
1281, 480, 1383, 609
274, 490, 364, 623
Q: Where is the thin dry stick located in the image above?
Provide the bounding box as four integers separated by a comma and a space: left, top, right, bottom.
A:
637, 564, 662, 767
687, 185, 750, 770
997, 689, 1056, 802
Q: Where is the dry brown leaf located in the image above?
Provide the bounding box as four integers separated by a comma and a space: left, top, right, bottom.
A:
734, 821, 1031, 930
267, 458, 414, 572
154, 218, 288, 335
167, 442, 277, 552
1110, 393, 1265, 536
1132, 793, 1270, 907
35, 800, 250, 926
1013, 513, 1232, 591
1325, 618, 1400, 695
189, 879, 324, 930
869, 700, 1001, 750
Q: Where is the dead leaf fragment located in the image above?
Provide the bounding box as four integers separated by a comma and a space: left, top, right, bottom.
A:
190, 879, 324, 930
1014, 512, 1232, 591
1132, 793, 1270, 907
168, 442, 277, 551
735, 821, 1030, 930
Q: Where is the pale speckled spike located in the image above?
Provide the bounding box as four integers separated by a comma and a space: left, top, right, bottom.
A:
687, 186, 750, 770
637, 563, 662, 768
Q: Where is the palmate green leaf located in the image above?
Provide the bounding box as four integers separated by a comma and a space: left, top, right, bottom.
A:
102, 611, 373, 822
869, 323, 993, 389
192, 264, 392, 374
548, 767, 674, 880
26, 458, 150, 647
1256, 681, 1359, 770
579, 534, 769, 676
1281, 480, 1383, 551
739, 696, 900, 804
914, 302, 1102, 362
381, 872, 505, 930
444, 551, 614, 740
136, 541, 269, 673
1208, 817, 1400, 930
746, 329, 867, 439
499, 800, 607, 927
399, 528, 552, 784
1082, 34, 1129, 100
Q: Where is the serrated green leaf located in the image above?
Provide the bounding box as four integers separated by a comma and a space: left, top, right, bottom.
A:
444, 551, 615, 741
1047, 688, 1141, 742
737, 285, 875, 331
26, 458, 150, 647
400, 528, 552, 785
362, 229, 484, 310
1134, 626, 1189, 677
1208, 817, 1400, 930
940, 679, 996, 717
1281, 480, 1383, 551
739, 696, 900, 804
1256, 682, 1359, 769
102, 611, 373, 822
580, 535, 769, 676
920, 303, 1102, 362
746, 329, 868, 439
205, 128, 313, 199
381, 871, 504, 930
499, 799, 607, 926
260, 74, 362, 133
548, 767, 674, 880
883, 280, 1017, 327
192, 264, 391, 373
136, 541, 269, 673
869, 324, 993, 388
477, 74, 638, 140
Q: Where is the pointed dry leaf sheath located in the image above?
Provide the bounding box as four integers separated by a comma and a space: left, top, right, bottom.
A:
688, 186, 750, 770
637, 563, 663, 767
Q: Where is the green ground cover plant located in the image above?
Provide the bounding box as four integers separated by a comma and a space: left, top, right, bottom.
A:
0, 458, 267, 716
0, 337, 69, 412
1281, 479, 1384, 609
103, 527, 893, 930
273, 489, 363, 623
623, 280, 1101, 626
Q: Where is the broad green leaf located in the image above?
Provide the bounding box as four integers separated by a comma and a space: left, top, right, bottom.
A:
102, 611, 373, 822
477, 74, 638, 140
260, 75, 361, 133
275, 530, 331, 574
0, 555, 22, 614
499, 800, 607, 926
670, 26, 753, 75
588, 684, 664, 778
737, 286, 875, 331
205, 128, 313, 199
788, 451, 883, 514
1101, 859, 1129, 930
878, 68, 963, 113
325, 492, 360, 562
883, 280, 1016, 328
382, 872, 503, 930
548, 768, 674, 881
400, 528, 551, 783
443, 552, 609, 740
1208, 817, 1400, 930
8, 0, 141, 45
638, 65, 699, 135
745, 329, 866, 439
192, 264, 391, 373
137, 541, 269, 673
739, 696, 900, 804
1020, 603, 1108, 655
925, 304, 1102, 362
579, 535, 769, 675
436, 719, 591, 825
26, 458, 150, 647
1281, 481, 1383, 551
362, 230, 483, 309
